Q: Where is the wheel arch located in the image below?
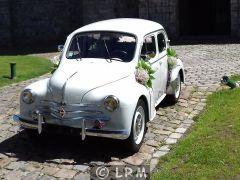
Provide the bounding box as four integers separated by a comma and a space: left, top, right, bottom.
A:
139, 95, 150, 123
179, 68, 185, 83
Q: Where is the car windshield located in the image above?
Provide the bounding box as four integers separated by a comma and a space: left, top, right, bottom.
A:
66, 31, 137, 62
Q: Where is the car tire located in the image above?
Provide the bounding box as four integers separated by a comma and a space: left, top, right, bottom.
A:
125, 99, 147, 153
166, 73, 181, 105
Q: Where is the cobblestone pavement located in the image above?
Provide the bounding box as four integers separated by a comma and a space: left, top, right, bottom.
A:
0, 44, 240, 179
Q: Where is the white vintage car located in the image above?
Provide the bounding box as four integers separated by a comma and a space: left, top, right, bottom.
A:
13, 19, 184, 152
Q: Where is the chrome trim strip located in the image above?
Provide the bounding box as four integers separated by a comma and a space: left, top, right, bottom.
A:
85, 129, 129, 139
41, 100, 101, 108
38, 101, 110, 121
12, 115, 129, 140
49, 107, 103, 115
49, 113, 110, 121
150, 54, 167, 65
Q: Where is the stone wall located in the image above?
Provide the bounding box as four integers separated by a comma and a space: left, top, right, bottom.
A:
139, 0, 179, 38
1, 0, 83, 48
81, 0, 139, 25
0, 0, 12, 48
0, 0, 240, 49
231, 0, 240, 37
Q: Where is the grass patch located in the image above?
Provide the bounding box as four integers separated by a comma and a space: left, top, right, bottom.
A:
153, 81, 240, 179
230, 75, 240, 82
0, 56, 52, 88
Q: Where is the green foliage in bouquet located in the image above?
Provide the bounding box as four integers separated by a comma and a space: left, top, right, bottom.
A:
136, 59, 155, 88
167, 48, 178, 58
167, 48, 178, 71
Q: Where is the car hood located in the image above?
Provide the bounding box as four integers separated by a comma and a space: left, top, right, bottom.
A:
48, 59, 134, 104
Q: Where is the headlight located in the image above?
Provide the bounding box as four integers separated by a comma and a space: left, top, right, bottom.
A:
104, 95, 119, 112
22, 89, 35, 104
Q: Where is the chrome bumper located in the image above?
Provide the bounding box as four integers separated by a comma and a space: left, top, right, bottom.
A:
12, 115, 129, 140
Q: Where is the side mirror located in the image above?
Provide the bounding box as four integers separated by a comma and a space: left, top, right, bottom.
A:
58, 45, 64, 52
167, 39, 170, 46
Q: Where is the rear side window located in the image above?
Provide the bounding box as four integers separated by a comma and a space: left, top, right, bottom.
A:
141, 36, 156, 59
157, 32, 166, 52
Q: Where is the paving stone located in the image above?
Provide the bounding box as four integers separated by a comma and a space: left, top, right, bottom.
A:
150, 158, 159, 172
175, 127, 187, 134
169, 133, 183, 139
22, 172, 40, 180
42, 166, 60, 176
5, 161, 25, 170
53, 169, 77, 179
139, 144, 155, 154
122, 156, 144, 166
38, 175, 57, 180
73, 173, 90, 180
108, 161, 126, 166
89, 161, 105, 166
153, 129, 172, 135
183, 119, 194, 124
4, 170, 24, 180
165, 138, 178, 145
0, 158, 12, 168
145, 139, 159, 147
153, 151, 169, 158
170, 120, 181, 125
23, 163, 43, 172
159, 145, 170, 152
111, 157, 120, 161
72, 165, 89, 172
136, 152, 152, 161
58, 164, 73, 169
145, 132, 156, 139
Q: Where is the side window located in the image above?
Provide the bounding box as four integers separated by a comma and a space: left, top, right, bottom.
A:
157, 32, 166, 52
141, 36, 156, 60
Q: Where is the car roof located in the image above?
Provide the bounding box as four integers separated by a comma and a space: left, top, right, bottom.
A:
72, 18, 164, 37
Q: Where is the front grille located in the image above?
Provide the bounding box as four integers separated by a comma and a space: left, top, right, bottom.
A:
38, 101, 110, 121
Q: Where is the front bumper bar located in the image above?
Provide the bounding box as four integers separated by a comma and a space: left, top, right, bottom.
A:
12, 115, 129, 140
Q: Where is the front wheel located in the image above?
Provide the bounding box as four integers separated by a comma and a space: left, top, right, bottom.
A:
125, 100, 147, 153
166, 73, 181, 104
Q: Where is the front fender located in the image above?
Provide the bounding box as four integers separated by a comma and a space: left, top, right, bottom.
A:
20, 78, 49, 120
81, 76, 155, 137
167, 58, 185, 95
170, 58, 185, 83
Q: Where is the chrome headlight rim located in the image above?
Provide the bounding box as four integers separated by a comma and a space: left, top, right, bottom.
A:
104, 95, 119, 112
22, 89, 35, 104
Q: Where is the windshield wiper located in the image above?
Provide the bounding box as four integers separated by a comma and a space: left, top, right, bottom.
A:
103, 39, 112, 63
76, 37, 82, 61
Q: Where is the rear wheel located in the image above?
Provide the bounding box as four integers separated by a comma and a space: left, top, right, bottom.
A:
125, 100, 147, 153
166, 73, 181, 104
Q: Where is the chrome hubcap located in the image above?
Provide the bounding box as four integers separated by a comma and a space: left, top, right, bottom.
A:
133, 106, 145, 145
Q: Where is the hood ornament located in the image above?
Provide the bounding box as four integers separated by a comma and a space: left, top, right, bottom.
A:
59, 106, 66, 118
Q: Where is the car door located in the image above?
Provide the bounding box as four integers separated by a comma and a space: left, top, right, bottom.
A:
140, 34, 161, 104
156, 31, 168, 101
